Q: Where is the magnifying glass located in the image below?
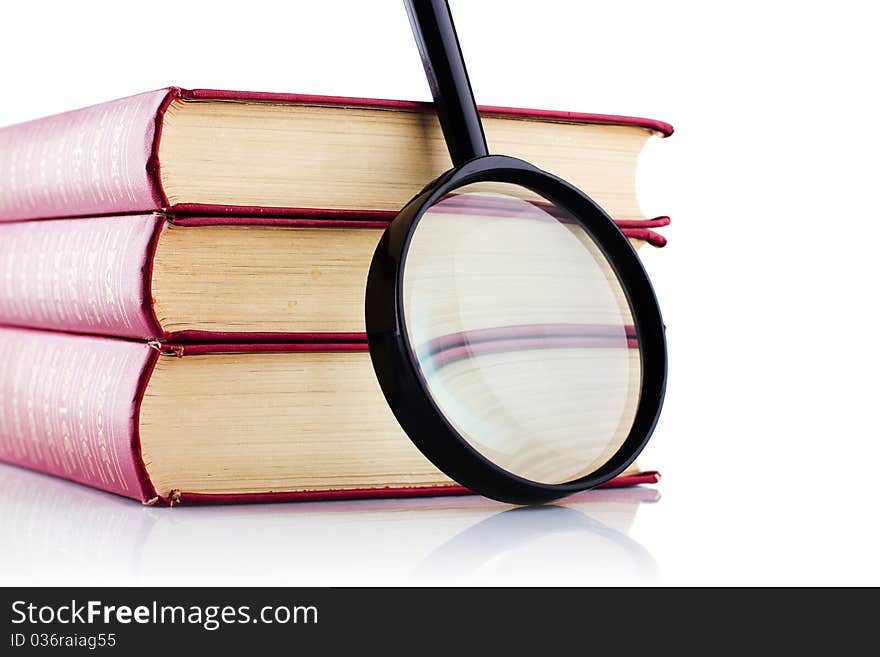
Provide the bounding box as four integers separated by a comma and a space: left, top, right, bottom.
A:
366, 0, 667, 505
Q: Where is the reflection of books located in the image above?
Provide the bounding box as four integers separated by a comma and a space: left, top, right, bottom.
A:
0, 463, 658, 586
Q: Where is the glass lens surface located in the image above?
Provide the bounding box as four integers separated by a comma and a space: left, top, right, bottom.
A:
402, 182, 641, 485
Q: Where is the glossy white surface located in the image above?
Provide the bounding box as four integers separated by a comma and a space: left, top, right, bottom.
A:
0, 465, 659, 586
1, 0, 878, 585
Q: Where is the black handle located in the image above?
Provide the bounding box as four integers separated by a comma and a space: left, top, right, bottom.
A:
405, 0, 489, 165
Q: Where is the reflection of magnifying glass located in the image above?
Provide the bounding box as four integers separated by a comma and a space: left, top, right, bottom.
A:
415, 506, 659, 584
366, 0, 667, 505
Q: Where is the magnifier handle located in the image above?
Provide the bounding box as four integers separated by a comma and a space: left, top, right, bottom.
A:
405, 0, 489, 165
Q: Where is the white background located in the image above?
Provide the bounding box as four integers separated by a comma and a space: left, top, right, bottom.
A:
1, 0, 878, 585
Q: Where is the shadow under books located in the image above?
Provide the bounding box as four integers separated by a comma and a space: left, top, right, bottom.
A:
0, 463, 659, 585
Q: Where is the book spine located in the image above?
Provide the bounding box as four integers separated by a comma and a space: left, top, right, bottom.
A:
0, 214, 164, 339
0, 89, 172, 221
0, 327, 156, 501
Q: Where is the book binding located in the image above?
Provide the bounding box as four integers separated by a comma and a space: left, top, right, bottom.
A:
0, 89, 169, 221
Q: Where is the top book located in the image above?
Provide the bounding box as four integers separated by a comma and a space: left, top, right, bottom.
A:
0, 87, 672, 222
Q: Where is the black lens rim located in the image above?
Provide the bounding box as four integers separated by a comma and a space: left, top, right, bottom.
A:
366, 154, 667, 505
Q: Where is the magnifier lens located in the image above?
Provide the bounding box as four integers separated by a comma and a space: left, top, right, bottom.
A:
402, 182, 641, 485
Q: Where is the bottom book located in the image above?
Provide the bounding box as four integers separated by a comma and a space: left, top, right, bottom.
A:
0, 327, 659, 505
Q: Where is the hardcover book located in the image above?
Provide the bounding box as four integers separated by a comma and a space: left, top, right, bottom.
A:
0, 212, 669, 341
0, 326, 659, 505
0, 87, 672, 222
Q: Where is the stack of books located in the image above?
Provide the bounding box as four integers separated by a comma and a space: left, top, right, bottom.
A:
0, 87, 671, 505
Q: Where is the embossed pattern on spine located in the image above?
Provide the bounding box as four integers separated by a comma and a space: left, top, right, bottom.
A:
0, 214, 163, 338
0, 327, 153, 499
0, 89, 169, 221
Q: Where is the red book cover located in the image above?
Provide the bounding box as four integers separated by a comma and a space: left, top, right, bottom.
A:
0, 326, 659, 506
0, 87, 673, 222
